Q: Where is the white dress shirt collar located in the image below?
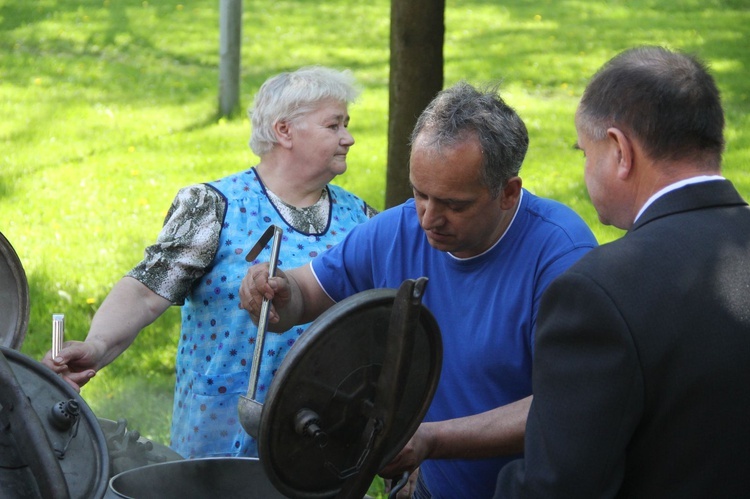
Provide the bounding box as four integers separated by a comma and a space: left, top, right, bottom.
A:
634, 175, 725, 223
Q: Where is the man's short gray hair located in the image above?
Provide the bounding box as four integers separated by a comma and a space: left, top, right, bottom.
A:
411, 81, 529, 197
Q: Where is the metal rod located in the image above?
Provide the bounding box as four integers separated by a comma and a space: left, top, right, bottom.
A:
247, 225, 284, 400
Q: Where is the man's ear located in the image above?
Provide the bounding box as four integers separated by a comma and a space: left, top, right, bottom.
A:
607, 127, 634, 180
500, 176, 523, 210
273, 120, 293, 149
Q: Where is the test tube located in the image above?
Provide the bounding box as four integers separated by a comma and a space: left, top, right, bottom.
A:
52, 314, 64, 359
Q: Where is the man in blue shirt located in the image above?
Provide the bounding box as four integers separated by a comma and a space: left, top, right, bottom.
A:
240, 82, 597, 498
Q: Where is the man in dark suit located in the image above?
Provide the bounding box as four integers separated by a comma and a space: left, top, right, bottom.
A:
494, 46, 750, 498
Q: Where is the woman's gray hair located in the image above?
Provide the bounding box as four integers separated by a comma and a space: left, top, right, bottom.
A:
249, 66, 361, 156
411, 81, 529, 197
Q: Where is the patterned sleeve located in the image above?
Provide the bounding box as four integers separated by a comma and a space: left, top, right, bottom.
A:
364, 202, 379, 218
126, 184, 226, 305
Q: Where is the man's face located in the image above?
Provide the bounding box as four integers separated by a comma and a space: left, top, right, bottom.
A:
409, 134, 518, 258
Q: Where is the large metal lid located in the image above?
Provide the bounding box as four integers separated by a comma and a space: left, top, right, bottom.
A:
0, 347, 110, 498
0, 232, 29, 350
257, 278, 442, 499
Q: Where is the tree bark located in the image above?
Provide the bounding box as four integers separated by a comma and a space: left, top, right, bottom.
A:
219, 0, 242, 118
386, 0, 445, 208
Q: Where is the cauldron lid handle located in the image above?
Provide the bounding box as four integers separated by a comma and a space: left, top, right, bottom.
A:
334, 277, 429, 499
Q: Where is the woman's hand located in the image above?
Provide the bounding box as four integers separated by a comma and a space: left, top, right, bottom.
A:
41, 340, 103, 392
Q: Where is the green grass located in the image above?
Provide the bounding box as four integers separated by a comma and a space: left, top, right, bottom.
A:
2, 0, 749, 496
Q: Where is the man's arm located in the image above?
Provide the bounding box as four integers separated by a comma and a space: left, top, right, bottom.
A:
380, 395, 531, 478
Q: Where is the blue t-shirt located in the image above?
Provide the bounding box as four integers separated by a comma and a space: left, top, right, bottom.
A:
312, 191, 597, 499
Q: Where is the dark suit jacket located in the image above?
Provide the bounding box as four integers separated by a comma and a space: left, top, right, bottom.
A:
495, 180, 750, 498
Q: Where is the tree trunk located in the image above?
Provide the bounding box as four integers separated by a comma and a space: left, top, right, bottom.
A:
219, 0, 242, 118
386, 0, 445, 208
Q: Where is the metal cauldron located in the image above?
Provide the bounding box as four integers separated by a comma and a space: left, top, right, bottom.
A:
103, 458, 385, 499
103, 277, 441, 499
105, 457, 286, 499
0, 231, 182, 498
0, 344, 191, 499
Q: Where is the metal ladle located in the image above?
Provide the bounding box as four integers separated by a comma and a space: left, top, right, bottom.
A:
238, 224, 284, 438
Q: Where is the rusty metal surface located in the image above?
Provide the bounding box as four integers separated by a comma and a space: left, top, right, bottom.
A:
0, 232, 29, 350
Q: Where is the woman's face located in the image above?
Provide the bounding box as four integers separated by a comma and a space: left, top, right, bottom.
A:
289, 99, 354, 178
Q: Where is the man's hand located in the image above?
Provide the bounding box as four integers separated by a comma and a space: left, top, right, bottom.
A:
384, 469, 420, 499
239, 263, 292, 324
379, 424, 435, 479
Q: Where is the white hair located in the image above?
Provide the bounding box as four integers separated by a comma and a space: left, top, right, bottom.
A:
248, 66, 361, 156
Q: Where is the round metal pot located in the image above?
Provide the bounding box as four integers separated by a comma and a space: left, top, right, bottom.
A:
105, 458, 288, 499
